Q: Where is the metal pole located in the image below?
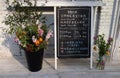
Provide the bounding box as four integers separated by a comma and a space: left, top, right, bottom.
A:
54, 6, 57, 70
90, 6, 94, 69
93, 7, 97, 36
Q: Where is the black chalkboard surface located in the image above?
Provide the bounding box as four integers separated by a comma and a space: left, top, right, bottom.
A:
57, 7, 91, 58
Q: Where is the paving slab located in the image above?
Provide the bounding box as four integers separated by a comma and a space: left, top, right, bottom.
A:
0, 56, 120, 78
0, 48, 120, 78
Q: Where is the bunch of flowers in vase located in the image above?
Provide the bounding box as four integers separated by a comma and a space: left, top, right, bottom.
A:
3, 0, 53, 71
3, 0, 53, 52
93, 34, 113, 70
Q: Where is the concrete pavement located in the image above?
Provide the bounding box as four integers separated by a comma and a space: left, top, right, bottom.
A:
1, 67, 120, 78
0, 55, 120, 78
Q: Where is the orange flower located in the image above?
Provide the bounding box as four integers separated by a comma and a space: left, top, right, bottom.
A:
16, 32, 18, 35
22, 31, 26, 35
106, 51, 110, 56
93, 46, 97, 51
34, 40, 40, 46
93, 45, 99, 53
18, 36, 22, 39
39, 37, 43, 42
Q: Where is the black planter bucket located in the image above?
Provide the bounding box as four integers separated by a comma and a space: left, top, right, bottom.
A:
25, 49, 44, 72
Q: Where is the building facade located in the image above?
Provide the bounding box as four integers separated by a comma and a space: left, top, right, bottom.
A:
0, 0, 120, 65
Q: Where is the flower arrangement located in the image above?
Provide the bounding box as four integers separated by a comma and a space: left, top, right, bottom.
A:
93, 34, 113, 70
3, 0, 53, 52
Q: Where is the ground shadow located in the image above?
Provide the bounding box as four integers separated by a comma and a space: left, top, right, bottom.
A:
2, 34, 28, 69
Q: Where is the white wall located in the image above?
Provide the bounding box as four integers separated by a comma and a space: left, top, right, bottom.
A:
98, 0, 114, 39
0, 0, 21, 57
0, 0, 115, 57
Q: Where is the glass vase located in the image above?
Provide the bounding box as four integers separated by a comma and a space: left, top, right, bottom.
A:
96, 56, 105, 70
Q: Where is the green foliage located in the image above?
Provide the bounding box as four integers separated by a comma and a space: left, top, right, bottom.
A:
3, 0, 46, 34
94, 34, 113, 70
94, 34, 113, 57
3, 0, 53, 52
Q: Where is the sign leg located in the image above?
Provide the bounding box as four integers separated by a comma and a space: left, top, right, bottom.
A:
90, 6, 94, 69
54, 6, 57, 70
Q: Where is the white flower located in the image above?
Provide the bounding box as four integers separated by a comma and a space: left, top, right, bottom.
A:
36, 20, 43, 29
32, 36, 37, 43
36, 20, 39, 24
22, 24, 25, 29
38, 22, 43, 30
93, 45, 99, 53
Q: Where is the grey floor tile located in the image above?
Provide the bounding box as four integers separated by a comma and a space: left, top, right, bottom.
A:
28, 73, 58, 78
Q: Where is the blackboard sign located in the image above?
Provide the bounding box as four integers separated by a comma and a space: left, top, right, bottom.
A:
57, 7, 91, 58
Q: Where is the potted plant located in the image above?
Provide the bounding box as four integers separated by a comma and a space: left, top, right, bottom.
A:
3, 0, 53, 72
93, 34, 113, 70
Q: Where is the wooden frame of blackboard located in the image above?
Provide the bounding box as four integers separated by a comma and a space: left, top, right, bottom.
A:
56, 7, 91, 58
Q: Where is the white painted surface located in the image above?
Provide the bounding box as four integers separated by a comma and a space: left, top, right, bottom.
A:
98, 0, 114, 39
23, 1, 105, 7
90, 6, 94, 69
54, 6, 58, 70
0, 0, 20, 57
109, 0, 120, 64
112, 15, 120, 63
113, 32, 120, 61
1, 0, 120, 66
